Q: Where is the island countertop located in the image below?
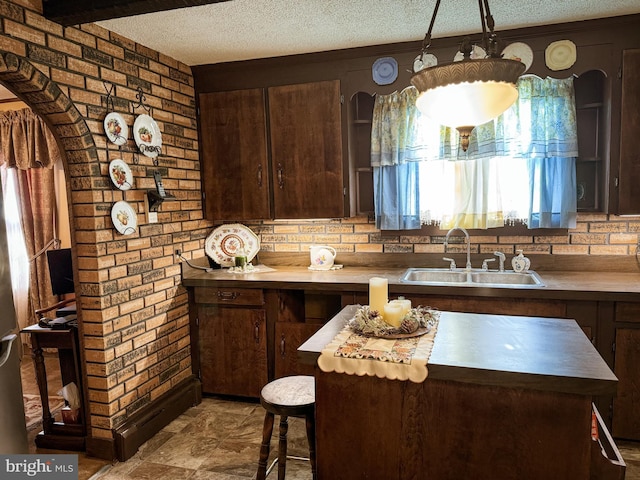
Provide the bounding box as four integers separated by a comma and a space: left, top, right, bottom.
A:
298, 305, 618, 396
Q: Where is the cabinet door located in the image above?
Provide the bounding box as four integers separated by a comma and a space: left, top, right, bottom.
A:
199, 305, 268, 397
612, 328, 640, 439
268, 80, 344, 218
199, 89, 270, 221
618, 48, 640, 214
274, 322, 322, 378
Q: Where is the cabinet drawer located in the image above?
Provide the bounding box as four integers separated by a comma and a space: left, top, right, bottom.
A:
194, 287, 264, 306
614, 302, 640, 323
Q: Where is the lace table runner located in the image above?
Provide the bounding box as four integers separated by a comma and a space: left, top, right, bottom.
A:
317, 321, 439, 383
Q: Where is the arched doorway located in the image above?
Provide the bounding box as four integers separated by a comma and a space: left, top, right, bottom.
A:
0, 51, 99, 446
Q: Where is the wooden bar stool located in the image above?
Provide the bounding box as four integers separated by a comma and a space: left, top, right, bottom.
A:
256, 375, 316, 480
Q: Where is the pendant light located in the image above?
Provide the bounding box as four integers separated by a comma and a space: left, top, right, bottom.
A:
410, 0, 526, 151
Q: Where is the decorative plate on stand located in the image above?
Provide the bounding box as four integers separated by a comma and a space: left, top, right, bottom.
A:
111, 201, 137, 235
104, 112, 128, 146
108, 159, 133, 191
133, 114, 162, 158
205, 223, 260, 267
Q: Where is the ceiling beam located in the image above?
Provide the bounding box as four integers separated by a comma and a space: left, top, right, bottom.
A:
43, 0, 233, 26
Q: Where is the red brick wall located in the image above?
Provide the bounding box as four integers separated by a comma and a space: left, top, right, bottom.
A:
0, 0, 207, 442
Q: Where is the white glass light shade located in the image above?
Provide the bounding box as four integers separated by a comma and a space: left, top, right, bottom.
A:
415, 80, 519, 127
411, 58, 526, 128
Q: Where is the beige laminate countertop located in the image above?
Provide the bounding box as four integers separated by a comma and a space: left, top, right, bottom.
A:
181, 263, 640, 302
299, 305, 618, 396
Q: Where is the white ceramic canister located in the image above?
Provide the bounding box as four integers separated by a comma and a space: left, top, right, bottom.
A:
309, 245, 337, 270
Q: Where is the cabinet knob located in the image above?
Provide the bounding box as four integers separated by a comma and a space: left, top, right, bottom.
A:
280, 334, 286, 357
257, 164, 263, 187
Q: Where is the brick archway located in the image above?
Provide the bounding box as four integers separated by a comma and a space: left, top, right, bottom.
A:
0, 50, 97, 434
0, 52, 98, 170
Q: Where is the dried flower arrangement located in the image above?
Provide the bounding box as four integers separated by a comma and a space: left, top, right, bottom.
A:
349, 305, 439, 338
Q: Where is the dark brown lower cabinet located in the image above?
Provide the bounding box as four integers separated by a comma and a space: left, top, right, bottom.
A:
613, 328, 640, 439
274, 322, 322, 378
196, 287, 268, 398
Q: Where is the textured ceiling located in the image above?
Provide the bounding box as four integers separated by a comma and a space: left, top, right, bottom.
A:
96, 0, 640, 66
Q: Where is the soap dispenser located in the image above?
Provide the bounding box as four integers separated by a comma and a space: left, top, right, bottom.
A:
511, 249, 531, 273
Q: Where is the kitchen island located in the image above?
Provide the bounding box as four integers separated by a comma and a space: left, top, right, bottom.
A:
299, 305, 625, 480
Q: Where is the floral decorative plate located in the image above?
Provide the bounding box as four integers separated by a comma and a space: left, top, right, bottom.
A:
111, 200, 137, 235
104, 112, 128, 146
108, 159, 133, 191
501, 42, 534, 73
133, 114, 162, 158
205, 223, 260, 267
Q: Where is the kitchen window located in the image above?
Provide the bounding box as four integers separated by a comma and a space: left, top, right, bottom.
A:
370, 75, 578, 231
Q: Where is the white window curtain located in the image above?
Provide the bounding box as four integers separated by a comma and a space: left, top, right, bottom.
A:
371, 75, 578, 230
0, 165, 30, 331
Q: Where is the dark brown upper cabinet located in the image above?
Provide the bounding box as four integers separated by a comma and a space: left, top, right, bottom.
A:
199, 88, 271, 221
268, 80, 344, 219
198, 80, 345, 222
617, 48, 640, 215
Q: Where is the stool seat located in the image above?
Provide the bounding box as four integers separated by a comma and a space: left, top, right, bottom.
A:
256, 375, 317, 480
260, 375, 315, 416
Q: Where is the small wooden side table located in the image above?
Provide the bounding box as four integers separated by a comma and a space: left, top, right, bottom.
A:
21, 324, 86, 451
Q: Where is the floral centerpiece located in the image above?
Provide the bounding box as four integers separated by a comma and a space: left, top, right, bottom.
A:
349, 304, 439, 338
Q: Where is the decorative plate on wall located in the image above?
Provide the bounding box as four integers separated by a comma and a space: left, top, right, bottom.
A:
111, 200, 137, 235
104, 112, 128, 146
453, 45, 486, 62
545, 40, 577, 71
133, 114, 162, 158
501, 42, 534, 73
108, 159, 133, 191
372, 57, 398, 85
205, 223, 260, 267
413, 53, 437, 73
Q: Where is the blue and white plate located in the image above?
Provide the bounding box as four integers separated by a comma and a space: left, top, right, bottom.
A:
372, 57, 398, 85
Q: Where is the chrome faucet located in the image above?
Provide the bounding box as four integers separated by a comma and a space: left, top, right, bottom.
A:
493, 251, 506, 272
444, 227, 472, 271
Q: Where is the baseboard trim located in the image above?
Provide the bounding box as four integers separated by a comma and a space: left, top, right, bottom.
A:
113, 376, 202, 461
85, 436, 116, 461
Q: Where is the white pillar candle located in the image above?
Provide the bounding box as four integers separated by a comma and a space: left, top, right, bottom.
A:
383, 303, 404, 327
390, 297, 412, 317
369, 277, 388, 316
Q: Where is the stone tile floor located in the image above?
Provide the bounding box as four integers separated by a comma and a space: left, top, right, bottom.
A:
91, 396, 313, 480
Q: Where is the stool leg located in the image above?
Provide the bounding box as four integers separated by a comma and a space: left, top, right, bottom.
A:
257, 411, 274, 480
306, 412, 317, 480
277, 415, 289, 480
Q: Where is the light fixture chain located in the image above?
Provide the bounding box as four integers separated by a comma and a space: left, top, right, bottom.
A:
422, 0, 442, 52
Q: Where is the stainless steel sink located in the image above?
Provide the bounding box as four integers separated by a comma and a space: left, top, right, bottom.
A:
400, 268, 544, 288
401, 269, 468, 283
470, 271, 542, 285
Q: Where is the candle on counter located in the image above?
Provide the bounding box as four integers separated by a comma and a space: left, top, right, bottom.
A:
383, 302, 404, 327
369, 277, 388, 315
390, 297, 412, 317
